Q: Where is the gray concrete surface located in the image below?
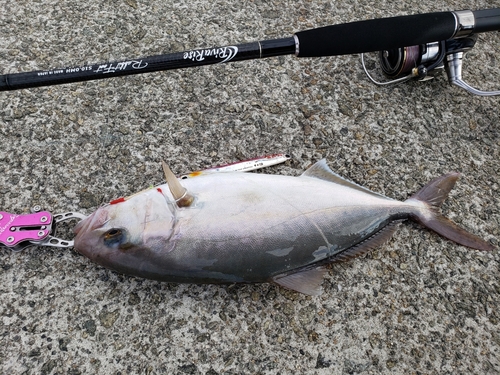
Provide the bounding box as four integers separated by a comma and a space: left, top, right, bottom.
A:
0, 0, 499, 374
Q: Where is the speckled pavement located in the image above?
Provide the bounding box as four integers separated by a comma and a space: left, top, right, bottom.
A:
0, 1, 499, 374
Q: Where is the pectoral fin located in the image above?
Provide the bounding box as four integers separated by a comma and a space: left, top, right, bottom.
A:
162, 161, 194, 208
272, 267, 327, 295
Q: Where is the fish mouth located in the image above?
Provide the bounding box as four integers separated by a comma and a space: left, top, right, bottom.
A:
73, 212, 93, 236
73, 208, 109, 255
74, 208, 108, 235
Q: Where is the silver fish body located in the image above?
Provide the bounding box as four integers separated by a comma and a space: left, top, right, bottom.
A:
74, 160, 493, 294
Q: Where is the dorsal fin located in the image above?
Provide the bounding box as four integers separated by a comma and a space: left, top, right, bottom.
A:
272, 267, 327, 295
301, 159, 388, 199
329, 220, 403, 263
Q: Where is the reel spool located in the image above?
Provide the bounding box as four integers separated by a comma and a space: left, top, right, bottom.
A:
379, 41, 443, 79
362, 35, 500, 96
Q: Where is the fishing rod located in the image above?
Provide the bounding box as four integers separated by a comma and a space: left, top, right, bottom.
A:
0, 9, 499, 93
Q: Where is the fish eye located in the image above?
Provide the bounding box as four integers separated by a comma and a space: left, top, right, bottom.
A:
103, 228, 125, 247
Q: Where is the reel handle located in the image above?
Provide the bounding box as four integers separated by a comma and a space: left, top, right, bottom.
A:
445, 52, 500, 96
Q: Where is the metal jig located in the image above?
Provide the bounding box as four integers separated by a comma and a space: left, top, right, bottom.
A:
180, 153, 291, 179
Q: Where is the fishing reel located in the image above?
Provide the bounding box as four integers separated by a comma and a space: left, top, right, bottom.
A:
362, 34, 500, 96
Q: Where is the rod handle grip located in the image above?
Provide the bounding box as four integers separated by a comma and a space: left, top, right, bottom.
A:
295, 12, 458, 57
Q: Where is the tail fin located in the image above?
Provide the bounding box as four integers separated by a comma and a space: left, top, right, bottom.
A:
407, 172, 494, 251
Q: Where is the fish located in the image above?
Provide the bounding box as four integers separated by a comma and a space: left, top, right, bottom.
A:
73, 160, 494, 295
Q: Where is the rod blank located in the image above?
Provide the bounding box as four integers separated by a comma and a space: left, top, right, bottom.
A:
1, 8, 499, 91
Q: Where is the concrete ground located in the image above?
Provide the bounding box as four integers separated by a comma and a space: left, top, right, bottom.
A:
0, 0, 498, 374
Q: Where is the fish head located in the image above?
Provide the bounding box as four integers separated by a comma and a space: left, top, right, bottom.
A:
73, 188, 178, 275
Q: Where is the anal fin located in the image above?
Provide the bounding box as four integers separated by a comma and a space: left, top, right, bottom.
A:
272, 267, 327, 296
330, 220, 404, 263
